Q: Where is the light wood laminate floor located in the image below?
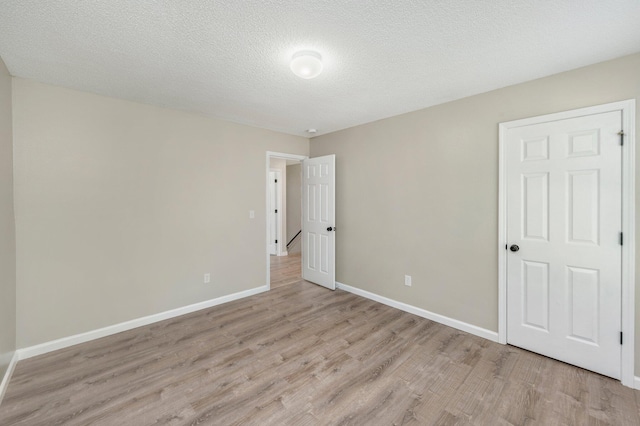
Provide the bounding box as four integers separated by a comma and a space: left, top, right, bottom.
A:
1, 279, 639, 425
270, 252, 302, 288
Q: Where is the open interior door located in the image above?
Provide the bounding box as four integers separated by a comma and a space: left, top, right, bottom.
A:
302, 155, 335, 290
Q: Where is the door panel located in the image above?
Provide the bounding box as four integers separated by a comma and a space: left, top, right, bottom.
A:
506, 110, 621, 379
522, 260, 549, 331
302, 155, 335, 290
567, 170, 599, 244
307, 232, 316, 270
567, 266, 599, 344
522, 172, 549, 241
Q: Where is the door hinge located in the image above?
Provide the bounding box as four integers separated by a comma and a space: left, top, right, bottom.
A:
275, 209, 278, 213
275, 239, 278, 244
618, 130, 625, 145
620, 332, 623, 345
620, 232, 623, 246
505, 244, 508, 250
275, 179, 278, 183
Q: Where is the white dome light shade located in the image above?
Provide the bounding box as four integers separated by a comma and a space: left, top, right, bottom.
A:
290, 51, 323, 79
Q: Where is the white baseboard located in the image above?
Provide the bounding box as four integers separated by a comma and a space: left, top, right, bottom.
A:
0, 351, 18, 406
336, 282, 499, 343
634, 376, 640, 390
17, 285, 269, 361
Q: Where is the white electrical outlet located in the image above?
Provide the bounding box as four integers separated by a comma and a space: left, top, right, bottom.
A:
204, 273, 211, 284
404, 275, 412, 287
249, 210, 255, 219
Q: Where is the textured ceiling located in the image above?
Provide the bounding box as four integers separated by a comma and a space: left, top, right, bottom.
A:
1, 1, 639, 137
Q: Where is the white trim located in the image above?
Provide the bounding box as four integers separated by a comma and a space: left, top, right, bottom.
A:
0, 351, 18, 406
336, 282, 499, 342
498, 99, 636, 388
498, 121, 508, 345
17, 285, 269, 360
265, 152, 308, 289
634, 376, 640, 390
620, 100, 636, 388
266, 152, 308, 162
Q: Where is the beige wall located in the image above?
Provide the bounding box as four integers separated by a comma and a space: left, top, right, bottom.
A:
0, 57, 16, 380
310, 53, 640, 373
13, 79, 309, 348
286, 164, 302, 254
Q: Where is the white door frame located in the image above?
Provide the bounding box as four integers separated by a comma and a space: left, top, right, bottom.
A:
266, 151, 308, 289
498, 99, 636, 388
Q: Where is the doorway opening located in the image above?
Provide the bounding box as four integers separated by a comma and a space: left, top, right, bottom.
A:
266, 152, 307, 289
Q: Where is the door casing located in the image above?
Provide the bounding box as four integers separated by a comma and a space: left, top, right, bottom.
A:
498, 99, 636, 387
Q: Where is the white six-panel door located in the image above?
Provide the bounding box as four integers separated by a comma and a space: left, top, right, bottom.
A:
302, 155, 335, 290
506, 110, 622, 378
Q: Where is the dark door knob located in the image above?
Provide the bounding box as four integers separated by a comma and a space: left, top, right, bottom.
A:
510, 244, 519, 252
327, 227, 334, 232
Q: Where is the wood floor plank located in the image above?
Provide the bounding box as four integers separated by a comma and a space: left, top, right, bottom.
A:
270, 253, 302, 288
1, 254, 639, 425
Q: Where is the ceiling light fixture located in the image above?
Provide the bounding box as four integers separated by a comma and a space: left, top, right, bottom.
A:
290, 51, 323, 79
